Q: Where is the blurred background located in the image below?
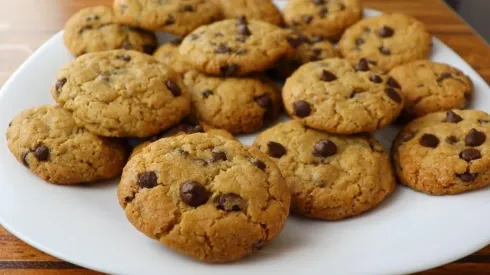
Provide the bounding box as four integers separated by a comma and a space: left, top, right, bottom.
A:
446, 0, 490, 44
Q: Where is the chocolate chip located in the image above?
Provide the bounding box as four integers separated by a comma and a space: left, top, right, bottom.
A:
312, 0, 325, 5
143, 44, 156, 55
255, 94, 272, 109
370, 75, 382, 83
287, 36, 305, 48
165, 15, 175, 25
117, 55, 131, 61
165, 80, 181, 97
267, 141, 286, 158
465, 128, 486, 146
195, 159, 208, 166
446, 136, 458, 144
445, 110, 463, 123
216, 193, 246, 211
215, 43, 231, 54
178, 149, 190, 156
8, 121, 12, 127
94, 15, 100, 20
220, 64, 240, 76
236, 16, 247, 26
302, 15, 313, 24
238, 25, 251, 36
138, 171, 158, 188
387, 77, 401, 89
319, 7, 328, 18
124, 196, 133, 203
339, 3, 346, 10
355, 58, 369, 71
21, 151, 29, 167
293, 100, 311, 118
313, 140, 337, 157
437, 72, 452, 82
479, 119, 489, 124
379, 26, 395, 38
457, 172, 477, 182
211, 151, 227, 163
320, 70, 337, 82
417, 83, 425, 88
402, 132, 416, 142
420, 134, 439, 148
253, 160, 266, 170
201, 89, 213, 98
355, 38, 365, 45
385, 88, 402, 103
180, 181, 209, 207
33, 145, 49, 161
460, 148, 481, 162
379, 46, 391, 55
183, 5, 193, 12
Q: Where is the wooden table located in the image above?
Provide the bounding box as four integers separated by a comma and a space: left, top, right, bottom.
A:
1, 0, 490, 274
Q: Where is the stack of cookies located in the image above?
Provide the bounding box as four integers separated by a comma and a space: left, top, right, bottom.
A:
5, 0, 490, 265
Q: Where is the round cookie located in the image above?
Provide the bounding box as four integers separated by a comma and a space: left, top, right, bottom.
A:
338, 13, 432, 72
6, 105, 127, 185
253, 120, 395, 220
51, 50, 191, 138
389, 60, 473, 122
179, 18, 292, 76
63, 6, 157, 56
113, 0, 220, 36
217, 0, 284, 26
118, 133, 291, 263
153, 41, 191, 75
283, 58, 404, 134
284, 0, 362, 39
392, 109, 490, 195
184, 70, 282, 134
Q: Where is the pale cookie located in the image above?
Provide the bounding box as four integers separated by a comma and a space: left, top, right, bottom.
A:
217, 0, 284, 26
113, 0, 220, 36
253, 120, 395, 220
63, 6, 157, 56
153, 40, 191, 74
184, 70, 282, 134
392, 109, 490, 195
390, 60, 473, 122
118, 133, 291, 263
52, 50, 191, 138
338, 13, 432, 71
179, 18, 292, 76
284, 0, 362, 39
283, 58, 404, 134
6, 105, 127, 185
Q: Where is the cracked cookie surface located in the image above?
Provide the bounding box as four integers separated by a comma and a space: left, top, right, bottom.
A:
284, 0, 362, 39
184, 70, 282, 134
118, 133, 291, 263
179, 18, 292, 76
113, 0, 220, 36
6, 105, 127, 185
63, 6, 157, 56
338, 13, 432, 72
392, 110, 490, 195
217, 0, 284, 26
283, 58, 404, 134
253, 120, 395, 220
389, 60, 473, 121
51, 50, 191, 138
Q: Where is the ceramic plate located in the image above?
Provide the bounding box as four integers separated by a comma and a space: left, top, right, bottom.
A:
1, 3, 489, 275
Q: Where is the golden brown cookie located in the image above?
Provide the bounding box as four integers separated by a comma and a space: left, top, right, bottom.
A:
217, 0, 284, 26
153, 40, 191, 75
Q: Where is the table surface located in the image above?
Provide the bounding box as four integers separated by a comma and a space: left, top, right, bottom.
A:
1, 0, 490, 274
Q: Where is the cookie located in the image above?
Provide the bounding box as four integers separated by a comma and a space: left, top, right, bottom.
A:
338, 13, 432, 72
284, 0, 362, 39
179, 18, 292, 76
253, 120, 395, 220
51, 50, 191, 138
392, 110, 490, 195
184, 70, 282, 134
118, 133, 291, 263
217, 0, 284, 26
389, 60, 473, 121
63, 6, 157, 57
6, 105, 127, 185
113, 0, 220, 36
283, 58, 404, 134
153, 41, 191, 75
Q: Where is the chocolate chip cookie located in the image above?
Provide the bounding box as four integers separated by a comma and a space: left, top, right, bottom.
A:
153, 41, 191, 75
51, 50, 191, 138
284, 0, 362, 39
179, 18, 292, 76
113, 0, 220, 36
6, 105, 127, 185
63, 6, 157, 56
283, 58, 404, 134
389, 60, 473, 122
338, 13, 432, 72
392, 110, 490, 195
184, 71, 282, 134
217, 0, 284, 26
253, 120, 395, 220
118, 133, 291, 263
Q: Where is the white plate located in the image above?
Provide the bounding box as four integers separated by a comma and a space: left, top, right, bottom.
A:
1, 4, 489, 275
